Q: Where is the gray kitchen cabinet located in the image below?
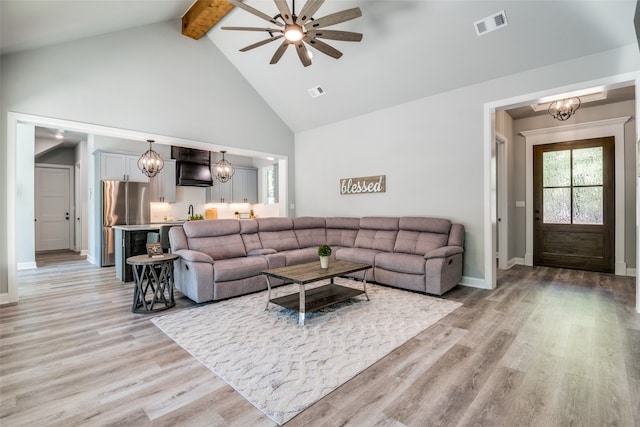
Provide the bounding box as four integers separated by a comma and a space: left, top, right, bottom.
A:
206, 180, 233, 203
149, 160, 176, 203
232, 167, 258, 203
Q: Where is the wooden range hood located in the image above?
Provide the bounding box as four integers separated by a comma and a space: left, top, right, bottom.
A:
182, 0, 235, 40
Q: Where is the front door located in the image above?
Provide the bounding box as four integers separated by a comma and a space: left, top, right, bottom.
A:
533, 137, 614, 273
35, 166, 72, 251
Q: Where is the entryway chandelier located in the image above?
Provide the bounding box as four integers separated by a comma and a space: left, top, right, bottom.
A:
548, 97, 581, 121
214, 150, 235, 183
137, 139, 164, 178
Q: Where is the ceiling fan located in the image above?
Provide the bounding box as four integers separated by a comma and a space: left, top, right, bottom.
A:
222, 0, 362, 67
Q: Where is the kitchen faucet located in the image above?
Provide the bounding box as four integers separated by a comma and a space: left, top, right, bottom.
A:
188, 204, 194, 217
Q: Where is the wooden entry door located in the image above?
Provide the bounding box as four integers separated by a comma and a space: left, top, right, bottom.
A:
533, 137, 614, 273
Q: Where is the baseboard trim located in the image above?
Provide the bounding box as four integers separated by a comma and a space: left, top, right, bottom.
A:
0, 293, 18, 305
80, 249, 88, 256
626, 268, 636, 277
459, 276, 491, 289
17, 261, 37, 270
507, 257, 525, 269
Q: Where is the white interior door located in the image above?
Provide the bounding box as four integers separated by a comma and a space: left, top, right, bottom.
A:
35, 166, 72, 251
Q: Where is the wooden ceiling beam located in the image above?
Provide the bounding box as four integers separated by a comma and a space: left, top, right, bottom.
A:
182, 0, 235, 40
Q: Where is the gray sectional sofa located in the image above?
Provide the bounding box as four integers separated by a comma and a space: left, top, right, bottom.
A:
168, 216, 465, 303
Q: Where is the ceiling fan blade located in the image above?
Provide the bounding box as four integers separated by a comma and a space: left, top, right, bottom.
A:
270, 40, 290, 64
239, 35, 283, 52
295, 0, 325, 25
274, 0, 294, 25
306, 29, 362, 42
305, 7, 362, 30
222, 26, 283, 33
226, 0, 284, 27
303, 36, 342, 59
294, 41, 312, 67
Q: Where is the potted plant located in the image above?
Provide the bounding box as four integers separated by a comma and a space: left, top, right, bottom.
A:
317, 244, 332, 269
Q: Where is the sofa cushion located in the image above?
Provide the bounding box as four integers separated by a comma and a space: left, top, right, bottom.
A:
394, 217, 452, 255
375, 252, 426, 275
183, 219, 240, 237
326, 217, 360, 247
256, 217, 299, 252
240, 220, 262, 252
279, 247, 319, 266
354, 217, 399, 252
399, 217, 451, 234
394, 230, 449, 255
213, 256, 268, 282
335, 247, 378, 266
293, 217, 326, 248
182, 219, 247, 260
188, 234, 247, 260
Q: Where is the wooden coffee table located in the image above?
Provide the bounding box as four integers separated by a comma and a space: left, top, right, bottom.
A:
262, 260, 372, 325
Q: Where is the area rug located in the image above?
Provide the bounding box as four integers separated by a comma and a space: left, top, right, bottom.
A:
151, 278, 461, 425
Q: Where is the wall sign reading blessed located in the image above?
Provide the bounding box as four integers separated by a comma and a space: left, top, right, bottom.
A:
340, 175, 386, 195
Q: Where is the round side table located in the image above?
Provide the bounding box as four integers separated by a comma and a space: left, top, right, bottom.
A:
126, 253, 179, 313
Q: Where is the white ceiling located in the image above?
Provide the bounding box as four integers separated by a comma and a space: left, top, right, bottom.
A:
1, 0, 637, 133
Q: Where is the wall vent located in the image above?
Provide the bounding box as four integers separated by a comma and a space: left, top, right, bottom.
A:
308, 85, 325, 98
474, 10, 508, 36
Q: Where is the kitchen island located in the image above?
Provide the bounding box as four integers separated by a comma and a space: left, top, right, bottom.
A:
113, 222, 184, 282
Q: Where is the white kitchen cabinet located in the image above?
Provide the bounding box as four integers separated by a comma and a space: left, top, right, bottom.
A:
100, 152, 149, 182
231, 167, 258, 203
149, 160, 176, 203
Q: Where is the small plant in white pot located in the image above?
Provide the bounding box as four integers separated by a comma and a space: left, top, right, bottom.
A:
317, 244, 332, 269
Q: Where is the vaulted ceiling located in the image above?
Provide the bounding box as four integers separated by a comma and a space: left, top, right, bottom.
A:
1, 0, 637, 132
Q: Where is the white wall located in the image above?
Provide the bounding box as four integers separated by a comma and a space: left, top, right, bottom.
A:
0, 20, 295, 297
295, 44, 640, 285
16, 124, 35, 269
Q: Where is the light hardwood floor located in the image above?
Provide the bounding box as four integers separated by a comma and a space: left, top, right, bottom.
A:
2, 253, 639, 426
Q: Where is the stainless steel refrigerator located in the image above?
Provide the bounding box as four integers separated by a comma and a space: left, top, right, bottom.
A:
102, 180, 150, 266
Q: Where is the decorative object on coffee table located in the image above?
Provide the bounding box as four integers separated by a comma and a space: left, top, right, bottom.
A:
317, 244, 331, 269
127, 253, 178, 313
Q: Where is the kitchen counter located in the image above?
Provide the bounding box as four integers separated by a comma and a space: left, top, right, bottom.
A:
114, 221, 184, 282
113, 221, 184, 231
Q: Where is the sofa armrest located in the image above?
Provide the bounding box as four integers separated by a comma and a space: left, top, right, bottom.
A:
424, 245, 463, 260
173, 249, 214, 264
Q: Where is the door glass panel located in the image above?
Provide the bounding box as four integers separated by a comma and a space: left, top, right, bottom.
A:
543, 150, 570, 187
573, 147, 603, 186
543, 188, 571, 224
573, 187, 603, 224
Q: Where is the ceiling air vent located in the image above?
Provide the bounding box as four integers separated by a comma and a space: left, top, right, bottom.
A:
308, 85, 326, 98
474, 10, 508, 36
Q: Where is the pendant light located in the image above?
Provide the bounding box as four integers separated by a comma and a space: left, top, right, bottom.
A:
548, 97, 581, 121
137, 139, 164, 178
214, 150, 235, 183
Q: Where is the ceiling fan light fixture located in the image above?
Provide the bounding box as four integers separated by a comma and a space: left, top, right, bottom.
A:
223, 0, 362, 67
284, 24, 304, 41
